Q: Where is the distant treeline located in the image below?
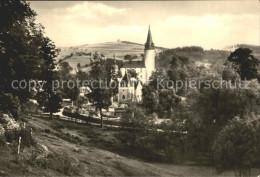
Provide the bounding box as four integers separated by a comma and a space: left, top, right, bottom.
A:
157, 46, 230, 69
224, 44, 260, 54
58, 52, 92, 63
121, 41, 167, 50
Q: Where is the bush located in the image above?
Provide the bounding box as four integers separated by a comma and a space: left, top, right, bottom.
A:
20, 128, 35, 147
255, 124, 260, 166
124, 54, 137, 60
0, 123, 5, 135
0, 135, 6, 147
44, 129, 51, 134
213, 119, 257, 176
4, 129, 20, 142
29, 152, 81, 175
152, 130, 185, 163
21, 100, 40, 115
0, 113, 20, 131
0, 93, 21, 120
4, 128, 34, 147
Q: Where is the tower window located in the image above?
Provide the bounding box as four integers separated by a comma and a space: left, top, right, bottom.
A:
122, 95, 125, 100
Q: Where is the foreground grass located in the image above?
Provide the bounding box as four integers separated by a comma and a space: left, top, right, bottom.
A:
1, 115, 259, 176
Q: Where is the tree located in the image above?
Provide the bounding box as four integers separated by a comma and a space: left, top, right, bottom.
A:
128, 69, 138, 78
188, 77, 260, 152
57, 62, 80, 102
76, 70, 88, 82
225, 48, 259, 80
167, 55, 200, 95
87, 55, 116, 128
222, 63, 240, 82
0, 93, 20, 120
142, 69, 166, 114
0, 0, 37, 101
0, 0, 59, 118
37, 68, 63, 119
142, 69, 181, 117
157, 89, 181, 118
124, 54, 137, 60
58, 62, 73, 80
213, 118, 257, 176
142, 85, 159, 114
194, 78, 260, 128
77, 63, 81, 70
45, 92, 62, 119
40, 38, 60, 118
148, 68, 169, 90
119, 105, 155, 150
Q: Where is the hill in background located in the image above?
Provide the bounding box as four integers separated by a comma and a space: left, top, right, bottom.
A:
56, 41, 260, 72
56, 41, 166, 70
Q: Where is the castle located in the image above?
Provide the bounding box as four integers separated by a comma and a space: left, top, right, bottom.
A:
112, 26, 156, 104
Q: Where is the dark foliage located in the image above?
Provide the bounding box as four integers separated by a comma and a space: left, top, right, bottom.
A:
0, 135, 6, 147
0, 0, 59, 119
124, 54, 138, 60
4, 128, 35, 148
213, 119, 257, 176
226, 48, 259, 80
0, 93, 21, 119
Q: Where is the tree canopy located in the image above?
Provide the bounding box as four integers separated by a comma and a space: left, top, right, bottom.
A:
0, 0, 60, 118
226, 48, 259, 80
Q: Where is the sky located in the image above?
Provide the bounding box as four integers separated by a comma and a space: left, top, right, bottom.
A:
29, 1, 260, 49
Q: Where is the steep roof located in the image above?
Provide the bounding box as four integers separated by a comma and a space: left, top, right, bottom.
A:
134, 80, 142, 90
120, 71, 132, 87
121, 71, 131, 82
121, 61, 145, 68
145, 26, 155, 50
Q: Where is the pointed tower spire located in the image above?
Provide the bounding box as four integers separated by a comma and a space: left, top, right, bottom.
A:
145, 25, 155, 50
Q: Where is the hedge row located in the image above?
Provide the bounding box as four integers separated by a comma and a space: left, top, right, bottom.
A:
62, 111, 121, 126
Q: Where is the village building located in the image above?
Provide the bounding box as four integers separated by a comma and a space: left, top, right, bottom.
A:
114, 26, 156, 104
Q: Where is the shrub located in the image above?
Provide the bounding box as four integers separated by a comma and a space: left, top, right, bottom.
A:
21, 100, 39, 115
213, 119, 257, 176
0, 113, 20, 131
255, 124, 260, 166
29, 151, 81, 175
4, 128, 34, 147
44, 129, 51, 134
0, 123, 5, 135
152, 130, 184, 163
0, 93, 21, 120
0, 135, 6, 147
20, 128, 35, 147
4, 129, 20, 143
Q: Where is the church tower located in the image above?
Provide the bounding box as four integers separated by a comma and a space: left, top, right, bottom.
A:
144, 26, 155, 82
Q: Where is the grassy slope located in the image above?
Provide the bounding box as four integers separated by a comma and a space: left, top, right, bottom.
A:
56, 41, 166, 70
1, 115, 260, 176
57, 42, 260, 73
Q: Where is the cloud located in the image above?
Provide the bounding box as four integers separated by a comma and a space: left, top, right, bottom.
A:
65, 2, 129, 21
30, 1, 259, 49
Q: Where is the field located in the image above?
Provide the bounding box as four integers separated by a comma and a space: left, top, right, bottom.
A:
56, 42, 260, 74
56, 41, 166, 71
1, 115, 260, 176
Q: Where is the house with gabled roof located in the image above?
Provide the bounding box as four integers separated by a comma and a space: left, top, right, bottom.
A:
113, 26, 156, 104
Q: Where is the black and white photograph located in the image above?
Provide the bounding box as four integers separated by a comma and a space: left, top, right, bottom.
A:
0, 0, 260, 176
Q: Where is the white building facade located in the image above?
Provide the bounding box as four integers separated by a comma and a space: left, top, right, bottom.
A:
117, 26, 156, 104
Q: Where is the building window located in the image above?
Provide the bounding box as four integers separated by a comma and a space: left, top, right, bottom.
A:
122, 95, 125, 99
